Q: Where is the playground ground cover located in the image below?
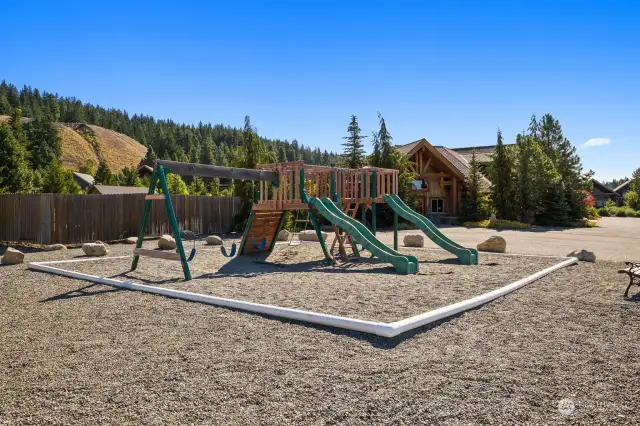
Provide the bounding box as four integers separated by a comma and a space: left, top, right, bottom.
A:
1, 240, 639, 424
52, 241, 562, 323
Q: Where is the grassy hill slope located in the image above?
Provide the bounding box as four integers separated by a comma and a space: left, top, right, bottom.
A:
0, 116, 146, 172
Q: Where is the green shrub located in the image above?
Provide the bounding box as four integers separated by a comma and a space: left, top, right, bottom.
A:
624, 190, 640, 210
464, 219, 532, 230
610, 207, 637, 217
597, 207, 610, 217
584, 206, 600, 220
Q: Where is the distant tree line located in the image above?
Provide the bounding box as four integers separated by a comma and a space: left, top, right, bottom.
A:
0, 81, 341, 175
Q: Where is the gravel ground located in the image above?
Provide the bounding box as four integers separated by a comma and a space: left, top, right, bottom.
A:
1, 241, 639, 425
58, 242, 563, 322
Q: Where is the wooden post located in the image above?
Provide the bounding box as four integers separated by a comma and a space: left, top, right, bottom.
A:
294, 166, 300, 202
372, 171, 377, 235
452, 178, 457, 216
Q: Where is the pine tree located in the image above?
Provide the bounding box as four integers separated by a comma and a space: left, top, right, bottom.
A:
8, 108, 27, 145
208, 178, 221, 196
26, 116, 62, 169
241, 115, 264, 169
0, 124, 31, 193
40, 161, 81, 194
460, 150, 485, 221
370, 131, 381, 167
188, 176, 208, 195
489, 129, 515, 219
341, 115, 366, 169
117, 167, 142, 187
165, 173, 189, 195
376, 113, 394, 168
94, 162, 115, 185
277, 144, 288, 163
141, 146, 157, 167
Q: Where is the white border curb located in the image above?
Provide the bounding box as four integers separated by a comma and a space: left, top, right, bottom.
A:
28, 256, 578, 338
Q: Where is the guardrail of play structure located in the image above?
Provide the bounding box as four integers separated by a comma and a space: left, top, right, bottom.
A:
253, 163, 399, 209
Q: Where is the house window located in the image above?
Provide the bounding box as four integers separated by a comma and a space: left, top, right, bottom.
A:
431, 199, 444, 213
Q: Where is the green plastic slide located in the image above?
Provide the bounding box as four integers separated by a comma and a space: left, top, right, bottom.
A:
309, 197, 418, 275
384, 194, 478, 265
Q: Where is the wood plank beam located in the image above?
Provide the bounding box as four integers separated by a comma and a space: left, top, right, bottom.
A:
156, 160, 278, 182
144, 194, 166, 200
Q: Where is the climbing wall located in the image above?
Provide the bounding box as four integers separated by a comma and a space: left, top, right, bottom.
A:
240, 211, 284, 254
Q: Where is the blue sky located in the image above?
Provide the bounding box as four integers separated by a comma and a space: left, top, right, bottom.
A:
2, 0, 638, 181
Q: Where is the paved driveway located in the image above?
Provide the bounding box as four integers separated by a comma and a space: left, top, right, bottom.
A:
376, 217, 639, 261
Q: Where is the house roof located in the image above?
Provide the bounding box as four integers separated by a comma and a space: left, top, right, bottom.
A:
395, 140, 422, 155
451, 144, 517, 163
72, 172, 95, 189
91, 185, 151, 195
614, 180, 631, 193
396, 139, 467, 180
396, 139, 491, 186
592, 179, 617, 195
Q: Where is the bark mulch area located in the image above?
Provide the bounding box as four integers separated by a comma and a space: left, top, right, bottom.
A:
57, 242, 563, 322
1, 242, 639, 425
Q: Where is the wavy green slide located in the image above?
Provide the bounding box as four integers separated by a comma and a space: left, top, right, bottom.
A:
309, 197, 419, 275
384, 194, 478, 265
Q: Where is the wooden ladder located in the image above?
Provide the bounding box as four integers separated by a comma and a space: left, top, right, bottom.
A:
289, 209, 311, 246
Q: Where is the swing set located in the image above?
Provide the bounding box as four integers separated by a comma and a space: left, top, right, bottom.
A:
131, 159, 424, 280
130, 160, 279, 280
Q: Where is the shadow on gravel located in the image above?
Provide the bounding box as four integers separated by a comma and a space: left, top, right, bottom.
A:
624, 292, 640, 302
40, 283, 121, 302
108, 272, 182, 285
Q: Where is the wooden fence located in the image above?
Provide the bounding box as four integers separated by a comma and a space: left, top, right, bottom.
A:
0, 194, 244, 245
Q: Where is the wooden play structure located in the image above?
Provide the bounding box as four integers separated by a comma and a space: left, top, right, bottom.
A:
131, 159, 477, 281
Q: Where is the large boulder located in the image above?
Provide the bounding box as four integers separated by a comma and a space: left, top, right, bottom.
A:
45, 244, 67, 251
206, 235, 223, 245
298, 230, 328, 242
123, 237, 138, 245
158, 234, 177, 250
568, 249, 596, 263
477, 235, 507, 253
82, 242, 108, 257
1, 247, 25, 265
277, 229, 290, 241
403, 234, 424, 248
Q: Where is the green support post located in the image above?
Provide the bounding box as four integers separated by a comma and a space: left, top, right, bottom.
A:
371, 171, 377, 235
361, 171, 367, 225
393, 211, 399, 251
131, 165, 192, 281
131, 171, 158, 271
330, 170, 336, 196
238, 210, 256, 255
158, 165, 192, 280
300, 168, 332, 262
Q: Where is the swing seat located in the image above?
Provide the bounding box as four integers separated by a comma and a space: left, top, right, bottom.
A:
186, 247, 197, 262
220, 243, 237, 258
252, 237, 267, 250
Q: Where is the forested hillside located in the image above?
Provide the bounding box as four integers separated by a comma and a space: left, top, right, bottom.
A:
0, 80, 340, 170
